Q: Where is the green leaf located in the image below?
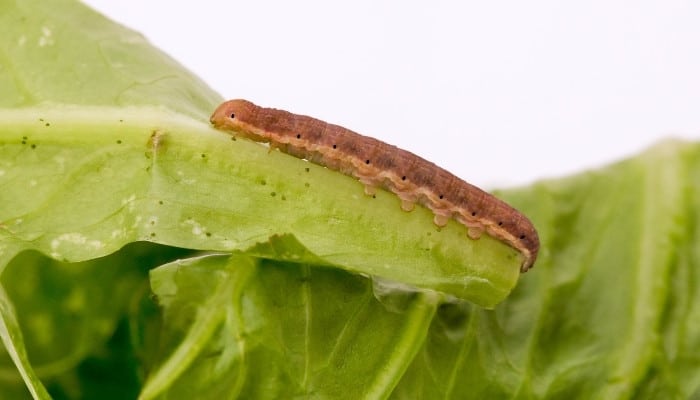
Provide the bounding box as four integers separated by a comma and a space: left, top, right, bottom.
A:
0, 243, 193, 399
4, 0, 700, 399
142, 254, 438, 400
0, 0, 220, 116
0, 105, 520, 306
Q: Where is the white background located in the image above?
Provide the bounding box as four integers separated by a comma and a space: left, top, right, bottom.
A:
82, 1, 700, 188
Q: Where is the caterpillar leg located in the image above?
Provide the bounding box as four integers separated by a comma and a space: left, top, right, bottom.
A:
433, 212, 450, 227
401, 199, 415, 212
467, 227, 484, 240
357, 177, 379, 196
396, 192, 416, 212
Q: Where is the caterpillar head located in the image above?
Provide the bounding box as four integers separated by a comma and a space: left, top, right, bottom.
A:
210, 99, 265, 141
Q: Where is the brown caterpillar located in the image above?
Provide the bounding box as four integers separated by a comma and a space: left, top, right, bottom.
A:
210, 99, 539, 272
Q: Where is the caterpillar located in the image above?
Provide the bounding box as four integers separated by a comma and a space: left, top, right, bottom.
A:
210, 99, 539, 272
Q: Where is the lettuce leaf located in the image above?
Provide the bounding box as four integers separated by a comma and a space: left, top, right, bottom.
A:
1, 1, 699, 399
